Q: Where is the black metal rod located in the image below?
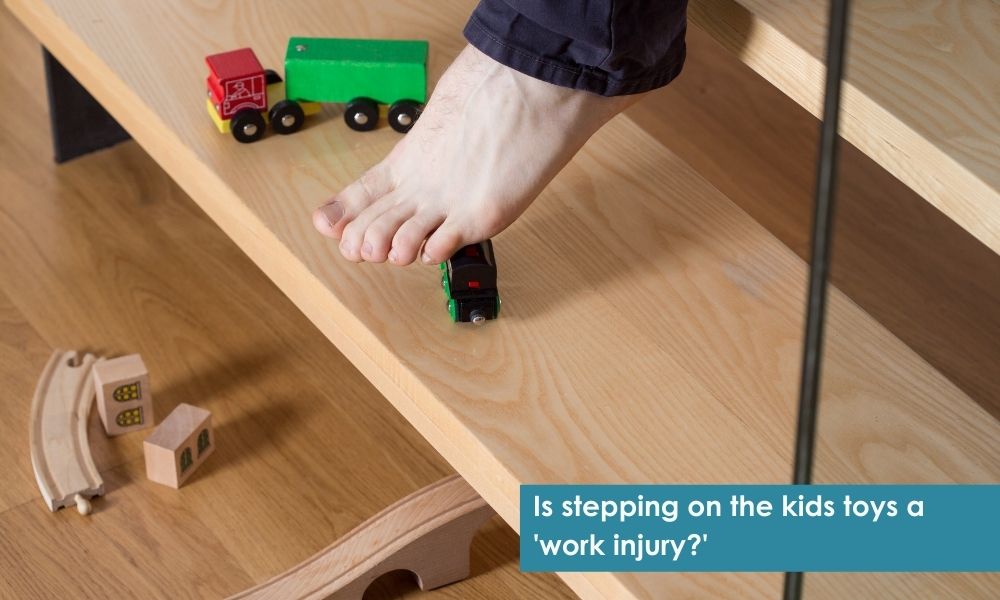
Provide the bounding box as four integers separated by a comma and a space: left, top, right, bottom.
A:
783, 0, 851, 598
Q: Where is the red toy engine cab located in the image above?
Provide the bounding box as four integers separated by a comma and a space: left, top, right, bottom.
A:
206, 48, 266, 119
205, 48, 272, 143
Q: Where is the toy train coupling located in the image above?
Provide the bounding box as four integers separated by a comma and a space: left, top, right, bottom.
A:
440, 240, 500, 324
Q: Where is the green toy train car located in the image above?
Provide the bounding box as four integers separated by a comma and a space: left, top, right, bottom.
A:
440, 240, 501, 324
285, 37, 427, 133
205, 37, 428, 143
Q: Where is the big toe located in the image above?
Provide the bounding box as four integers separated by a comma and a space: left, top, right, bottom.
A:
312, 201, 345, 238
313, 165, 393, 239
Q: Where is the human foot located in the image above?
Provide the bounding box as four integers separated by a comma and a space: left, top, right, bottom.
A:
312, 44, 642, 265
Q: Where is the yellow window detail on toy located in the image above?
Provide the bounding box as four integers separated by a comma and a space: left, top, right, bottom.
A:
116, 407, 143, 427
180, 448, 193, 472
113, 381, 141, 402
197, 429, 210, 456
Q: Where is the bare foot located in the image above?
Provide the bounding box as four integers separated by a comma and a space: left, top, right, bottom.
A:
312, 44, 642, 265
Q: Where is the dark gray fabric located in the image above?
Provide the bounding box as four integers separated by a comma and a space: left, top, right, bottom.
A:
464, 0, 687, 96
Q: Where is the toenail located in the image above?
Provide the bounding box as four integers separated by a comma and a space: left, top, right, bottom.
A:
318, 201, 344, 226
362, 242, 373, 257
421, 253, 434, 265
389, 249, 398, 263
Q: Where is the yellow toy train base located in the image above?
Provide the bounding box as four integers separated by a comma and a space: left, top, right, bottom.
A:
207, 81, 320, 135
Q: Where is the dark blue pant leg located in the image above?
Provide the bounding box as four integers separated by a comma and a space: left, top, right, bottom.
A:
464, 0, 688, 96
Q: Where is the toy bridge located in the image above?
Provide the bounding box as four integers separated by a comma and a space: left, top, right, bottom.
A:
228, 475, 494, 600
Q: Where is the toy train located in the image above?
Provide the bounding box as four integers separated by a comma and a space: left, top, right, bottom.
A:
441, 241, 501, 324
205, 38, 428, 143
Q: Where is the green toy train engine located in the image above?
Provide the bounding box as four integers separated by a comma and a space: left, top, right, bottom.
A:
440, 240, 501, 324
206, 38, 428, 143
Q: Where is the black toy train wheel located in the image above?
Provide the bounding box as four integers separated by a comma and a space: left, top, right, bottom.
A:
230, 109, 266, 143
344, 97, 378, 132
269, 99, 305, 135
388, 100, 421, 133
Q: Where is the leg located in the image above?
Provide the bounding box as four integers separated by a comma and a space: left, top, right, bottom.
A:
313, 1, 688, 266
43, 48, 130, 164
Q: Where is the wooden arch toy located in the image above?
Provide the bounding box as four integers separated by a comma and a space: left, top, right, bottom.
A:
228, 474, 496, 599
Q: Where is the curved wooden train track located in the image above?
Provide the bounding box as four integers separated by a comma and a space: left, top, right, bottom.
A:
29, 349, 104, 515
228, 474, 496, 600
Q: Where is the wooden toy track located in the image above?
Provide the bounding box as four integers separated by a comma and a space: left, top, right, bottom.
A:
29, 349, 104, 515
228, 474, 495, 600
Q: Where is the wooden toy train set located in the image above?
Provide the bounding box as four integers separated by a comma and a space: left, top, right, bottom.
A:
205, 38, 429, 142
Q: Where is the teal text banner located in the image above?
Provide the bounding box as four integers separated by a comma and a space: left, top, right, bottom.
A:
519, 485, 999, 572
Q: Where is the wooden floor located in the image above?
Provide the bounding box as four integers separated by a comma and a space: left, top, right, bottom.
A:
0, 7, 574, 599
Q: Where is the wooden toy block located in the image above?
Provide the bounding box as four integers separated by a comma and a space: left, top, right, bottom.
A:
30, 350, 105, 515
92, 353, 153, 436
228, 474, 495, 600
143, 403, 213, 489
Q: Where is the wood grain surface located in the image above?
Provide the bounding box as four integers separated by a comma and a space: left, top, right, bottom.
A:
2, 0, 997, 598
627, 25, 1000, 424
689, 0, 1000, 257
0, 6, 573, 599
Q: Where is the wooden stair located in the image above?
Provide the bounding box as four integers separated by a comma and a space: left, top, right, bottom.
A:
5, 0, 997, 598
689, 0, 1000, 256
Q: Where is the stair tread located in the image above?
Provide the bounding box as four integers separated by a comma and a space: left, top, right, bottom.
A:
690, 0, 1000, 256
